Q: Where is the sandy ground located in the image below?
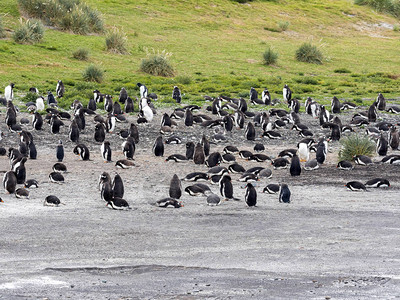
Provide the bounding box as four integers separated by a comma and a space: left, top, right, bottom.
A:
0, 101, 399, 299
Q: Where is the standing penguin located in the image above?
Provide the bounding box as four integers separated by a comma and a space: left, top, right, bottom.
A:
56, 140, 64, 162
290, 154, 301, 176
201, 134, 210, 157
331, 96, 341, 114
153, 136, 164, 157
104, 95, 113, 113
193, 142, 205, 165
389, 127, 399, 150
73, 144, 90, 160
87, 98, 97, 111
56, 80, 65, 98
186, 142, 195, 160
125, 97, 134, 113
368, 103, 377, 122
249, 87, 258, 102
319, 105, 330, 125
377, 133, 388, 156
223, 115, 233, 132
234, 110, 245, 129
129, 123, 139, 144
3, 171, 17, 193
13, 157, 27, 184
101, 141, 112, 162
137, 83, 148, 98
112, 101, 122, 116
68, 119, 80, 143
184, 108, 193, 126
94, 123, 106, 143
169, 174, 182, 199
316, 139, 328, 164
106, 114, 116, 133
50, 116, 64, 134
32, 112, 43, 130
112, 173, 124, 199
36, 96, 45, 111
172, 86, 181, 103
261, 88, 271, 105
47, 91, 56, 106
245, 183, 257, 207
279, 184, 291, 203
376, 93, 386, 111
245, 122, 256, 141
119, 87, 128, 104
298, 141, 309, 162
28, 141, 37, 159
219, 174, 238, 201
5, 83, 14, 101
122, 137, 135, 160
283, 84, 292, 103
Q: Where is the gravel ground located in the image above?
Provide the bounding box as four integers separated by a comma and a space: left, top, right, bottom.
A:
0, 100, 399, 299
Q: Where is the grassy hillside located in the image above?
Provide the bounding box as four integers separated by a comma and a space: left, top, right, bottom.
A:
0, 0, 399, 108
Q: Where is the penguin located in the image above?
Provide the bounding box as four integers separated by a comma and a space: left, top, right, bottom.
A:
259, 168, 273, 178
319, 105, 330, 125
219, 174, 239, 201
337, 160, 353, 170
106, 197, 131, 210
185, 183, 211, 196
73, 144, 90, 160
129, 123, 139, 144
115, 159, 135, 169
53, 162, 67, 173
290, 154, 301, 176
137, 83, 148, 98
34, 96, 45, 111
56, 80, 64, 98
345, 181, 366, 191
15, 187, 29, 199
297, 142, 309, 162
341, 102, 357, 110
32, 112, 43, 130
106, 115, 116, 133
222, 153, 236, 163
261, 130, 282, 139
119, 87, 128, 104
207, 166, 228, 177
100, 183, 113, 203
223, 145, 239, 154
150, 136, 163, 157
206, 152, 222, 168
261, 88, 271, 105
47, 91, 56, 106
375, 93, 386, 111
365, 178, 390, 188
354, 155, 372, 165
288, 98, 300, 113
169, 174, 182, 199
249, 153, 271, 162
104, 95, 113, 113
249, 87, 258, 102
389, 127, 399, 150
304, 159, 319, 171
244, 183, 257, 207
18, 142, 28, 157
223, 115, 234, 132
94, 123, 106, 143
193, 142, 205, 165
246, 167, 264, 175
49, 172, 64, 184
156, 198, 182, 208
279, 183, 291, 203
376, 133, 388, 156
184, 108, 193, 126
101, 141, 112, 162
44, 195, 61, 206
13, 157, 27, 184
263, 183, 280, 194
172, 86, 181, 103
186, 142, 195, 159
329, 124, 341, 141
68, 119, 79, 143
201, 134, 210, 157
253, 143, 265, 152
368, 103, 377, 122
228, 163, 246, 174
239, 173, 258, 182
87, 97, 97, 111
166, 154, 188, 162
24, 179, 39, 188
93, 89, 104, 103
3, 171, 17, 193
5, 83, 14, 101
141, 105, 154, 122
112, 173, 124, 199
238, 98, 247, 113
283, 84, 292, 103
125, 97, 135, 113
207, 193, 221, 206
28, 141, 37, 160
165, 136, 181, 145
387, 106, 400, 114
50, 116, 64, 134
239, 150, 253, 160
245, 122, 256, 141
182, 172, 208, 182
122, 137, 135, 160
316, 139, 328, 164
234, 110, 245, 129
331, 96, 341, 114
272, 158, 290, 169
112, 101, 122, 116
56, 140, 64, 162
161, 113, 172, 127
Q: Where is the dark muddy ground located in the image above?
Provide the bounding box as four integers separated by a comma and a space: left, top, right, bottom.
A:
0, 99, 399, 299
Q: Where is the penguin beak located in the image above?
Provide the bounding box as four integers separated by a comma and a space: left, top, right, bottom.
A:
0, 199, 4, 203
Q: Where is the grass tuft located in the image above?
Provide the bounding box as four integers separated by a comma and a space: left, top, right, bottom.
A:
295, 42, 323, 64
105, 28, 128, 54
354, 0, 400, 18
72, 48, 89, 60
13, 18, 44, 44
338, 134, 375, 161
334, 68, 352, 73
82, 64, 103, 83
278, 20, 290, 31
140, 49, 174, 77
262, 46, 278, 65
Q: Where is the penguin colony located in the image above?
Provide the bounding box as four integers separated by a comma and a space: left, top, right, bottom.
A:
0, 82, 398, 210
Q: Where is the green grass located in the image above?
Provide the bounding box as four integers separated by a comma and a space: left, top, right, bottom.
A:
263, 46, 278, 65
0, 0, 399, 108
338, 133, 376, 161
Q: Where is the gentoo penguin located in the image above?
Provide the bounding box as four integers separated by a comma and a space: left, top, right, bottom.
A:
337, 160, 353, 170
5, 83, 14, 101
289, 154, 301, 176
279, 184, 291, 203
47, 91, 56, 105
319, 105, 330, 125
137, 83, 148, 98
185, 183, 211, 196
166, 154, 187, 162
112, 101, 122, 116
223, 115, 234, 132
365, 178, 390, 188
50, 116, 64, 134
104, 95, 113, 112
100, 178, 113, 202
376, 133, 388, 156
375, 93, 386, 111
245, 122, 256, 141
262, 88, 271, 105
219, 174, 239, 201
304, 159, 319, 171
207, 167, 228, 179
368, 103, 377, 122
115, 159, 135, 169
239, 173, 258, 182
32, 112, 43, 130
345, 181, 366, 191
3, 171, 17, 193
44, 195, 61, 206
331, 96, 341, 114
122, 137, 135, 160
172, 86, 181, 103
125, 97, 134, 113
56, 80, 64, 98
238, 98, 247, 113
93, 89, 104, 103
169, 174, 182, 199
239, 150, 253, 160
298, 141, 309, 162
222, 153, 236, 163
193, 142, 205, 164
15, 187, 29, 199
261, 130, 282, 139
182, 172, 208, 182
141, 102, 154, 122
283, 84, 292, 103
201, 134, 210, 157
106, 115, 116, 133
341, 101, 357, 110
249, 87, 258, 102
185, 142, 195, 160
389, 127, 399, 150
73, 144, 90, 160
165, 135, 181, 145
36, 96, 45, 111
13, 157, 27, 184
272, 157, 290, 169
151, 136, 163, 157
329, 124, 341, 141
249, 153, 271, 162
106, 198, 131, 210
387, 106, 400, 114
224, 145, 239, 154
156, 198, 182, 208
316, 139, 328, 164
69, 119, 79, 143
28, 142, 37, 159
207, 193, 221, 206
254, 143, 265, 152
129, 123, 139, 144
88, 97, 97, 111
288, 98, 300, 113
184, 108, 193, 126
49, 172, 64, 184
228, 163, 246, 174
161, 113, 172, 127
112, 173, 124, 198
119, 87, 128, 104
278, 148, 297, 158
245, 183, 257, 207
53, 162, 67, 173
101, 141, 112, 162
56, 140, 64, 162
263, 183, 280, 194
94, 123, 106, 143
354, 155, 372, 165
206, 152, 222, 167
24, 179, 39, 188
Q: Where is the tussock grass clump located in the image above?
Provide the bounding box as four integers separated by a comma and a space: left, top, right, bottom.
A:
338, 134, 375, 161
355, 0, 400, 18
82, 64, 103, 83
105, 28, 128, 54
140, 49, 174, 77
17, 0, 104, 34
13, 19, 44, 44
262, 47, 278, 65
278, 21, 290, 31
295, 42, 323, 64
72, 48, 89, 60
